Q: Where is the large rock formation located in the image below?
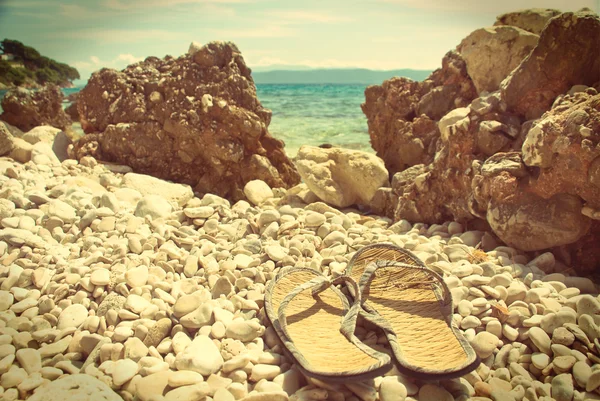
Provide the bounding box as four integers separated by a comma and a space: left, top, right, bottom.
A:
367, 9, 600, 271
472, 90, 600, 265
457, 26, 538, 94
494, 8, 561, 34
295, 145, 389, 208
0, 84, 71, 131
362, 51, 477, 175
501, 10, 600, 119
73, 41, 300, 200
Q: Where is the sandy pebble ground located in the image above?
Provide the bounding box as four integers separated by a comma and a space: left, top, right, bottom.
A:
0, 152, 599, 401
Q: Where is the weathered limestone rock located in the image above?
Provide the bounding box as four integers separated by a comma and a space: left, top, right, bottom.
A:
521, 92, 600, 207
486, 193, 591, 251
362, 51, 477, 175
494, 8, 562, 34
366, 9, 600, 270
73, 41, 300, 200
457, 26, 538, 94
501, 11, 600, 119
473, 91, 600, 269
0, 123, 14, 156
295, 146, 389, 208
0, 85, 71, 131
22, 126, 62, 144
122, 172, 194, 207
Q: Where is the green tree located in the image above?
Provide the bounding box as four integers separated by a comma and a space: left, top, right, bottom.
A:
1, 38, 80, 86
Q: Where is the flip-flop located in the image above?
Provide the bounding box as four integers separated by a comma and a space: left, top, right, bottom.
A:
345, 243, 480, 380
264, 267, 392, 382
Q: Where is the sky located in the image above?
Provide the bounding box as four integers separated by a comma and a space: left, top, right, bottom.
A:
0, 0, 598, 82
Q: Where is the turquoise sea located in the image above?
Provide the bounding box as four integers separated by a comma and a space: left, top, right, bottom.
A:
0, 84, 373, 156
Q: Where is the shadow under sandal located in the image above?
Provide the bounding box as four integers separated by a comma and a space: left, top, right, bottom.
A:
264, 267, 392, 382
346, 244, 480, 380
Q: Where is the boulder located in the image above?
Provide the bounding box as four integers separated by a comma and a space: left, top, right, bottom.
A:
0, 85, 71, 131
362, 51, 477, 175
31, 142, 61, 167
1, 121, 23, 138
457, 26, 538, 94
521, 92, 600, 207
28, 374, 121, 401
494, 8, 562, 34
0, 123, 14, 156
122, 172, 194, 207
9, 137, 33, 163
364, 8, 600, 272
376, 90, 521, 224
52, 130, 73, 162
22, 125, 62, 144
486, 192, 591, 251
73, 41, 300, 200
501, 10, 600, 119
472, 90, 600, 271
295, 146, 389, 208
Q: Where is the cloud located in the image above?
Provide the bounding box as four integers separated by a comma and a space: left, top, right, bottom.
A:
378, 0, 598, 13
102, 0, 250, 11
10, 11, 53, 19
209, 25, 294, 39
58, 4, 119, 19
72, 53, 144, 78
116, 53, 144, 64
49, 29, 187, 44
1, 0, 48, 8
265, 10, 353, 23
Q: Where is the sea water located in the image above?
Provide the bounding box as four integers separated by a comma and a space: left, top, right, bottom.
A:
0, 84, 373, 156
256, 84, 371, 156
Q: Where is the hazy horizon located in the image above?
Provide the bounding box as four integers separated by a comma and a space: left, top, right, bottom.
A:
1, 0, 598, 82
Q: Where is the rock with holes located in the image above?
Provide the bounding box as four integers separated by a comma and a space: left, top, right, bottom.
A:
501, 10, 600, 119
73, 41, 299, 200
295, 145, 389, 208
0, 85, 71, 131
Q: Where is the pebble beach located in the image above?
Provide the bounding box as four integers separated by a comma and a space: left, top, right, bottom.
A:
0, 144, 599, 401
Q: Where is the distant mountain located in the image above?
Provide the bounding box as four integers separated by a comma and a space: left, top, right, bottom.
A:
251, 68, 432, 84
250, 64, 316, 73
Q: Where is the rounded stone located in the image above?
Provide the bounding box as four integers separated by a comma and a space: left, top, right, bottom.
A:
112, 358, 139, 386
552, 373, 574, 401
90, 269, 110, 286
175, 335, 223, 376
553, 355, 576, 374
57, 304, 88, 330
134, 195, 172, 219
380, 377, 408, 401
528, 327, 551, 355
28, 374, 121, 401
225, 320, 262, 342
243, 180, 273, 206
418, 383, 454, 401
471, 331, 500, 359
531, 352, 550, 369
552, 327, 575, 346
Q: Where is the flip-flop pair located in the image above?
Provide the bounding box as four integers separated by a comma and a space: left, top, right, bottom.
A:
264, 244, 480, 382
